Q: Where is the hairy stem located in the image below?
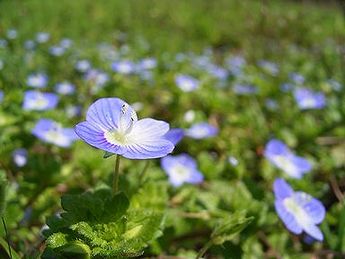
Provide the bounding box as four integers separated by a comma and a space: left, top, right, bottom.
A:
113, 155, 121, 194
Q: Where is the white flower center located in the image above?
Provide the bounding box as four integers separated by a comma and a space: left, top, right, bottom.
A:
28, 94, 48, 109
273, 155, 298, 177
44, 127, 70, 146
172, 164, 190, 180
283, 196, 311, 227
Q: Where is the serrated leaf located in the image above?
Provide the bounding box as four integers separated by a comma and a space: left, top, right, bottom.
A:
57, 241, 91, 259
46, 233, 69, 249
211, 212, 253, 245
102, 192, 129, 223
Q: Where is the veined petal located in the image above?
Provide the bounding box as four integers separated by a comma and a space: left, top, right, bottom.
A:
122, 139, 174, 159
275, 200, 302, 235
75, 121, 126, 154
273, 178, 294, 200
294, 192, 325, 224
290, 156, 312, 173
302, 223, 323, 241
128, 118, 170, 142
86, 98, 126, 131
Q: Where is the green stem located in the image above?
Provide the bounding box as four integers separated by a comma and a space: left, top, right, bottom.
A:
112, 155, 121, 194
139, 160, 150, 185
2, 217, 12, 259
195, 240, 213, 259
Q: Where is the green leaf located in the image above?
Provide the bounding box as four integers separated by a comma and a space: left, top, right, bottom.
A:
102, 192, 130, 223
338, 201, 345, 252
57, 241, 91, 259
211, 212, 253, 245
0, 236, 21, 259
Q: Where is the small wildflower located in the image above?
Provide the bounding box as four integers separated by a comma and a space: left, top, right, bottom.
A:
273, 178, 325, 241
294, 88, 326, 110
27, 73, 48, 88
185, 122, 218, 139
75, 98, 174, 159
12, 148, 28, 167
264, 139, 312, 179
55, 82, 75, 95
75, 60, 91, 73
32, 119, 78, 147
111, 60, 136, 74
233, 84, 258, 95
175, 74, 199, 92
161, 154, 203, 187
36, 32, 50, 43
23, 91, 59, 111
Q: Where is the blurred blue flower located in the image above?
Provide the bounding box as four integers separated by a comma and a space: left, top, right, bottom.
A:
280, 83, 294, 93
273, 178, 325, 241
161, 154, 203, 187
289, 73, 305, 85
49, 45, 65, 56
24, 40, 36, 50
23, 91, 59, 111
228, 156, 239, 166
164, 128, 184, 145
0, 39, 8, 48
7, 29, 17, 39
294, 88, 326, 110
36, 32, 50, 43
208, 65, 228, 81
32, 119, 78, 148
226, 55, 246, 76
0, 60, 3, 70
65, 105, 82, 118
12, 148, 28, 167
264, 139, 312, 178
0, 90, 3, 103
265, 98, 278, 110
75, 98, 174, 159
258, 60, 279, 76
185, 122, 218, 139
75, 60, 91, 73
55, 82, 75, 95
327, 79, 342, 92
111, 60, 136, 74
175, 74, 199, 92
84, 69, 109, 94
27, 73, 48, 88
233, 84, 258, 95
60, 38, 73, 49
137, 58, 157, 70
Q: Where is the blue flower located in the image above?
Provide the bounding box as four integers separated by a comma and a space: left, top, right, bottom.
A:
55, 82, 75, 95
175, 74, 199, 92
75, 98, 174, 159
0, 39, 8, 48
23, 91, 59, 111
65, 105, 82, 118
264, 139, 312, 178
7, 29, 17, 39
27, 73, 48, 88
0, 60, 3, 70
75, 60, 91, 73
60, 38, 73, 49
36, 32, 50, 43
327, 79, 342, 92
12, 148, 28, 167
49, 46, 65, 56
226, 55, 246, 76
294, 88, 326, 110
84, 69, 109, 94
24, 40, 36, 50
273, 178, 325, 241
280, 83, 294, 93
289, 73, 305, 85
0, 90, 4, 103
32, 119, 78, 148
164, 128, 184, 145
185, 122, 218, 139
258, 60, 279, 76
136, 58, 157, 70
111, 60, 136, 74
161, 154, 204, 187
233, 84, 258, 95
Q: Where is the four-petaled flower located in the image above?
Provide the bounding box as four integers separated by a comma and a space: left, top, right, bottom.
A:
23, 91, 59, 111
32, 119, 78, 147
161, 154, 204, 187
185, 122, 218, 139
175, 74, 199, 92
273, 178, 325, 241
75, 98, 174, 159
294, 88, 326, 110
264, 139, 312, 179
